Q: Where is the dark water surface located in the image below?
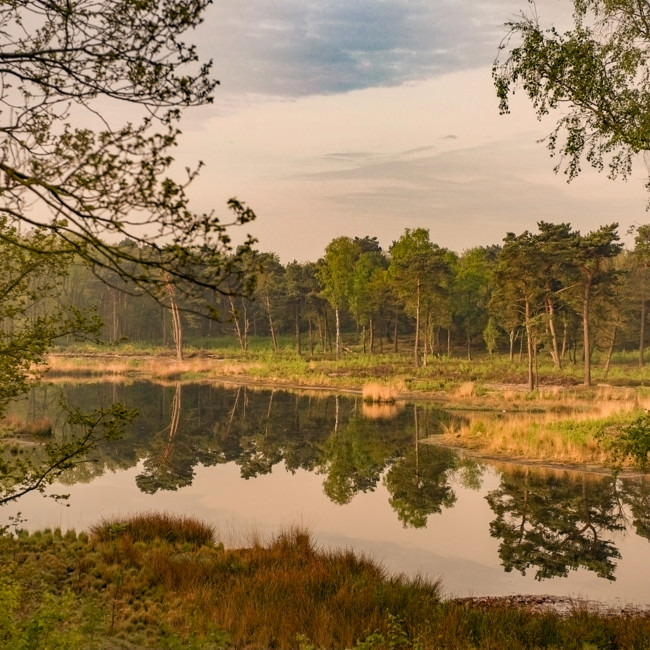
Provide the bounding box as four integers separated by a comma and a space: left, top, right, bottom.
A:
5, 380, 650, 606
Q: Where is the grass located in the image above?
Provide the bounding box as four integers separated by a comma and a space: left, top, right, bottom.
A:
40, 341, 650, 468
3, 512, 650, 649
434, 390, 650, 466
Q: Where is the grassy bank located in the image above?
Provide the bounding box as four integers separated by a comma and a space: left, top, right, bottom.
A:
42, 343, 650, 469
45, 339, 650, 393
429, 387, 650, 468
3, 513, 650, 649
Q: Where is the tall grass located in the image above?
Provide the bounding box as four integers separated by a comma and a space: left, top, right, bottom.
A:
4, 513, 650, 648
439, 391, 650, 465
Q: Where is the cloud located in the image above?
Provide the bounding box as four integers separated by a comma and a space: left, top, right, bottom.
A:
202, 0, 544, 100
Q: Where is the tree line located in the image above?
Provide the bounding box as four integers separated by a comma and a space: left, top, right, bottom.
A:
39, 220, 650, 388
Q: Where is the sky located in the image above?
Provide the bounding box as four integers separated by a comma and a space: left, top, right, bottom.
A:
175, 0, 650, 263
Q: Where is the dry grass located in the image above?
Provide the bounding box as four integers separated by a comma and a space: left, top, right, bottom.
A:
0, 415, 53, 438
438, 393, 650, 465
91, 512, 215, 547
45, 354, 261, 381
5, 514, 650, 648
454, 381, 477, 398
4, 514, 441, 648
361, 381, 403, 403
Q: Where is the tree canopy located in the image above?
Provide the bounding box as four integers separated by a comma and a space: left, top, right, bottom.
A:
0, 0, 256, 312
493, 0, 650, 195
0, 0, 259, 506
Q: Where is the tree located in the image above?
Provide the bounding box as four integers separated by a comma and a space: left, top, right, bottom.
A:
535, 222, 579, 370
0, 1, 259, 506
492, 230, 544, 390
0, 0, 256, 315
318, 237, 359, 360
494, 0, 650, 195
0, 222, 100, 413
573, 224, 622, 386
632, 225, 650, 366
452, 246, 497, 360
349, 249, 389, 353
251, 253, 285, 353
389, 229, 450, 368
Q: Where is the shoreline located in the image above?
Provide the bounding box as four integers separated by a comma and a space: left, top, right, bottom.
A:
41, 351, 650, 472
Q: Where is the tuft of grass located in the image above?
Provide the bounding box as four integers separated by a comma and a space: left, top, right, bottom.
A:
90, 512, 215, 547
1, 416, 53, 438
435, 405, 650, 466
361, 381, 403, 403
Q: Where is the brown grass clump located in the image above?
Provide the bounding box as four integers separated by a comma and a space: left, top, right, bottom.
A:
362, 381, 401, 403
91, 512, 215, 547
454, 381, 476, 398
82, 519, 442, 647
1, 415, 53, 438
5, 517, 650, 648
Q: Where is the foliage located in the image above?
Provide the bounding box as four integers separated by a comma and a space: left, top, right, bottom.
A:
0, 402, 137, 506
600, 410, 650, 468
494, 0, 650, 195
0, 220, 102, 416
0, 0, 257, 311
0, 0, 261, 511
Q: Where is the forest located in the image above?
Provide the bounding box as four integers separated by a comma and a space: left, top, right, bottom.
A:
37, 220, 650, 389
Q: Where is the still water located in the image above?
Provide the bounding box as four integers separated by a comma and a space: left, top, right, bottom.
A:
5, 380, 650, 606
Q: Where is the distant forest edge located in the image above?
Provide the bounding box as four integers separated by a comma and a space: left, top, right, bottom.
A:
45, 221, 650, 388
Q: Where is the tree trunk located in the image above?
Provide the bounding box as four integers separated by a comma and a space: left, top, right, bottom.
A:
265, 294, 278, 353
111, 288, 120, 342
545, 296, 561, 369
583, 276, 593, 387
294, 305, 302, 355
603, 326, 617, 380
165, 280, 182, 361
640, 265, 647, 367
335, 307, 341, 360
229, 296, 248, 353
525, 299, 535, 391
393, 310, 398, 353
413, 277, 421, 368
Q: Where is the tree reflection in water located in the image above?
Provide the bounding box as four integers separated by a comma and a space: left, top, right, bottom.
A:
486, 467, 624, 580
136, 382, 193, 493
13, 381, 650, 584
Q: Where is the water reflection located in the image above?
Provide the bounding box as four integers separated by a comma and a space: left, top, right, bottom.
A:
7, 381, 650, 588
486, 467, 624, 581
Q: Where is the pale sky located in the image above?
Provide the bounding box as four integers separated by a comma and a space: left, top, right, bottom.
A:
174, 0, 649, 262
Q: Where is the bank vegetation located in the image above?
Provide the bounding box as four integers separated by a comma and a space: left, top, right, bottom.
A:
2, 512, 650, 649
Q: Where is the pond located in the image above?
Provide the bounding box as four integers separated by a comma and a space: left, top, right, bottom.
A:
4, 380, 650, 607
